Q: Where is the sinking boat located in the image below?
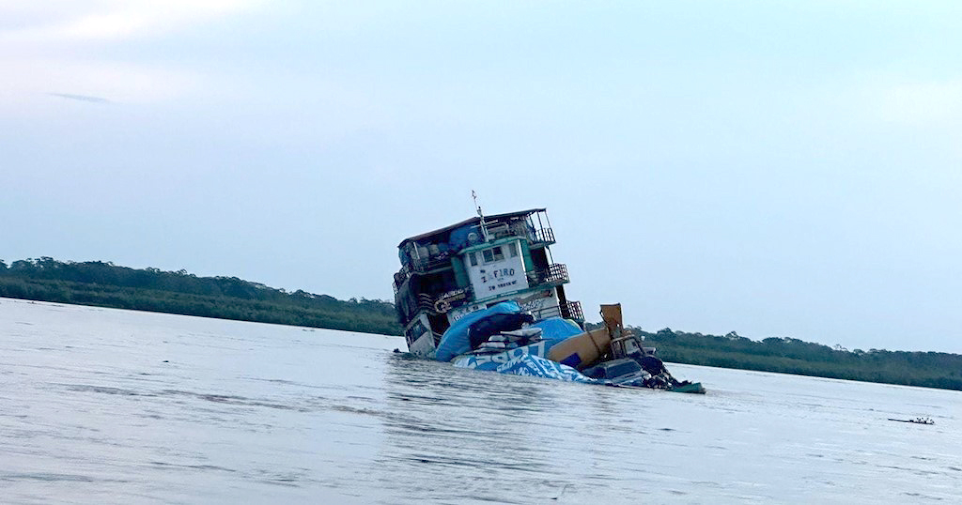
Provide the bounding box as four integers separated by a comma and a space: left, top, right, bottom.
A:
393, 204, 702, 393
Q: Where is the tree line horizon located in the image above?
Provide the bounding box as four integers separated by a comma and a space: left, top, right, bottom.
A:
2, 257, 959, 391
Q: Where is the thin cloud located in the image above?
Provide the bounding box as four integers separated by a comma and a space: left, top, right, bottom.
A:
0, 1, 263, 42
48, 92, 111, 104
873, 78, 962, 126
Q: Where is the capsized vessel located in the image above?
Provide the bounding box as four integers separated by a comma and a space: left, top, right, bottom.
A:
393, 206, 702, 392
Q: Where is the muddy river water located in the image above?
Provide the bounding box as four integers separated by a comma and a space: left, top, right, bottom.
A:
2, 298, 959, 503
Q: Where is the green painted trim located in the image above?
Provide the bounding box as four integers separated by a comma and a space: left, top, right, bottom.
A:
472, 286, 545, 304
460, 237, 522, 254
520, 241, 534, 272
451, 256, 468, 288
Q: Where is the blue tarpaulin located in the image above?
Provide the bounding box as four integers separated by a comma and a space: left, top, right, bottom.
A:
530, 317, 584, 343
435, 301, 522, 362
453, 343, 600, 384
448, 224, 482, 251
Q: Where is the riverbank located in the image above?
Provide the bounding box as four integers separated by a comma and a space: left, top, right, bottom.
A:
0, 258, 400, 335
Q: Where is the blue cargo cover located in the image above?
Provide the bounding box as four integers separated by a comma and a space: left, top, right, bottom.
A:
435, 301, 522, 362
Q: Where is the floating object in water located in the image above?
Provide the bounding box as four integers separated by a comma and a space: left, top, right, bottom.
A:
888, 417, 934, 425
670, 382, 707, 394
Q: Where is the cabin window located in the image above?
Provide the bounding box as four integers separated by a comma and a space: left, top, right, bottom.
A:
482, 246, 504, 264
469, 252, 478, 266
507, 242, 518, 258
481, 246, 504, 263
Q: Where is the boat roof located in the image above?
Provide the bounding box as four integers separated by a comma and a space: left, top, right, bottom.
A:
397, 208, 546, 248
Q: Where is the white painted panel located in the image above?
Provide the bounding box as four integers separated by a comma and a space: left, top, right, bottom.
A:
466, 240, 529, 300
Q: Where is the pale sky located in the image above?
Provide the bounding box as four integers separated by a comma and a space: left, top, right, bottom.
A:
2, 1, 960, 353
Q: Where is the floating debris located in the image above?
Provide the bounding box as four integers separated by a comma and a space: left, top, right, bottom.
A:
888, 417, 934, 425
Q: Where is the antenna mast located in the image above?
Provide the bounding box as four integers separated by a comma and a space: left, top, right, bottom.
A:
472, 190, 490, 242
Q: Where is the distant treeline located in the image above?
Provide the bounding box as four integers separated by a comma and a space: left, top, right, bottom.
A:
634, 327, 962, 391
3, 257, 960, 391
0, 257, 401, 335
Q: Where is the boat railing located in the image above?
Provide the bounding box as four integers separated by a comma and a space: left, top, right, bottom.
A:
533, 227, 555, 245
529, 304, 563, 320
483, 221, 554, 245
528, 300, 583, 322
392, 268, 409, 294
561, 300, 584, 321
416, 293, 435, 313
393, 256, 456, 292
410, 255, 452, 273
526, 263, 569, 286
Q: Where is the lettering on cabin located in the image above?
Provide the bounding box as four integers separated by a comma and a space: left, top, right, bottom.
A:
490, 279, 517, 291
517, 290, 553, 313
449, 304, 485, 322
469, 252, 528, 298
480, 268, 516, 285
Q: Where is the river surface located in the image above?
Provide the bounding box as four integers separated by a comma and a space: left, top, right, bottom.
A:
1, 298, 960, 504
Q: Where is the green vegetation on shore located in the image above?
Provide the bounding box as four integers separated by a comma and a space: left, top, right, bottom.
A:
639, 328, 962, 391
0, 257, 401, 335
2, 257, 960, 391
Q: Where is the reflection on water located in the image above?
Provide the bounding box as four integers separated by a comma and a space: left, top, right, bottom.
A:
1, 298, 960, 504
378, 356, 575, 505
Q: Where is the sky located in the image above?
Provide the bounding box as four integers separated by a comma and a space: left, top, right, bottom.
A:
2, 1, 960, 353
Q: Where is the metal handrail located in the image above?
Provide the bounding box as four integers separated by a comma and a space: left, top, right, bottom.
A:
527, 300, 583, 321
410, 255, 452, 273
417, 294, 434, 312
562, 300, 584, 321
528, 304, 563, 320
534, 227, 555, 244
393, 269, 409, 294
483, 222, 555, 244
393, 255, 453, 292
527, 263, 569, 286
